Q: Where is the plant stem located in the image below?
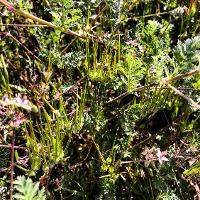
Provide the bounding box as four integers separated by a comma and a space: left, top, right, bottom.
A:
10, 132, 15, 200
0, 0, 105, 45
161, 66, 200, 83
166, 83, 200, 109
0, 144, 26, 149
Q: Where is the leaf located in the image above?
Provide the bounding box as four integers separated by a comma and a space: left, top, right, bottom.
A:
14, 176, 46, 200
183, 160, 200, 176
174, 36, 200, 71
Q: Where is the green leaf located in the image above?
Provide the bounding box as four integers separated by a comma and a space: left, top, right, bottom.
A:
14, 176, 46, 200
183, 160, 200, 176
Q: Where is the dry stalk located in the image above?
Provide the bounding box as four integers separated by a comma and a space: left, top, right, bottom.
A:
160, 66, 200, 110
0, 0, 105, 45
0, 32, 41, 62
166, 83, 200, 109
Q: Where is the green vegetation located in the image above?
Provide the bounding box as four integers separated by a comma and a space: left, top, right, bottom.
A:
13, 176, 46, 200
0, 0, 199, 199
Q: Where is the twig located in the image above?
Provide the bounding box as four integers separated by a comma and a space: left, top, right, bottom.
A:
157, 87, 200, 91
61, 37, 78, 54
0, 144, 26, 149
62, 76, 86, 94
160, 66, 200, 109
90, 2, 107, 25
189, 179, 200, 200
120, 159, 150, 164
166, 83, 200, 109
161, 66, 200, 84
71, 89, 81, 100
0, 0, 105, 45
106, 92, 128, 104
182, 175, 200, 200
105, 86, 200, 105
0, 32, 41, 62
0, 0, 11, 7
128, 11, 173, 21
3, 56, 18, 70
0, 23, 47, 27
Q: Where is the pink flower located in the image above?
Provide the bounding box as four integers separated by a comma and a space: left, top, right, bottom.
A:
8, 5, 14, 11
125, 39, 137, 46
142, 147, 156, 166
156, 149, 169, 164
10, 113, 27, 127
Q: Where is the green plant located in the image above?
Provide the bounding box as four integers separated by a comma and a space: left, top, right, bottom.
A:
0, 0, 200, 199
183, 160, 200, 176
118, 51, 144, 92
174, 36, 200, 72
13, 176, 46, 200
157, 191, 180, 200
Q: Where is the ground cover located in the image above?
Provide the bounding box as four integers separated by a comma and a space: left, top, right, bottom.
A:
0, 0, 200, 199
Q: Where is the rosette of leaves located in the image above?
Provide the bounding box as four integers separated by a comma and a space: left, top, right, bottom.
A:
13, 176, 46, 200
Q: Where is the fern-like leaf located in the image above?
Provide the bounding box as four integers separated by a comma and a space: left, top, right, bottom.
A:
174, 36, 200, 71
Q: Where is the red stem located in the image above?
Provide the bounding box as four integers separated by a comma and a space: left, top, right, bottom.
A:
10, 133, 15, 200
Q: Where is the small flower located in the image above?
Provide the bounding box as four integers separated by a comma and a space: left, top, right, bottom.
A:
125, 39, 137, 46
10, 113, 27, 128
8, 5, 14, 11
156, 148, 169, 165
142, 147, 156, 166
17, 156, 29, 167
140, 169, 145, 178
138, 45, 144, 53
